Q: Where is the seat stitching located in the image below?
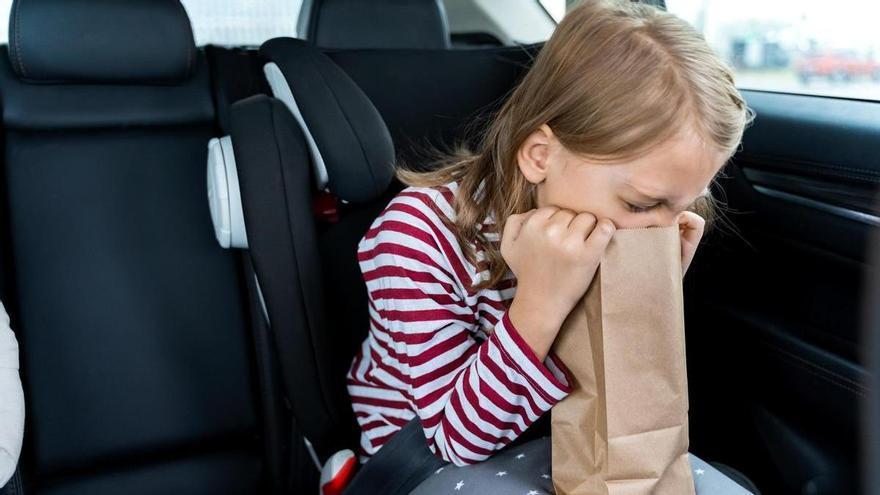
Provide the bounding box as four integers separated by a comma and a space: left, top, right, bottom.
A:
14, 0, 26, 77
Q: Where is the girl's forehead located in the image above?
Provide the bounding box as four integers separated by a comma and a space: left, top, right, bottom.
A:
632, 128, 724, 177
562, 123, 726, 197
617, 134, 725, 207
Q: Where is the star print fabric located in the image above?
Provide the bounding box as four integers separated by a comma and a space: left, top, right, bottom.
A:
410, 437, 754, 494
410, 437, 553, 495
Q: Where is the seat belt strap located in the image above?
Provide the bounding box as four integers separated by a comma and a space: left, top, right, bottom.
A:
343, 418, 448, 495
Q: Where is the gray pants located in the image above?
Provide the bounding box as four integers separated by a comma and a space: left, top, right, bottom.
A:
410, 436, 753, 495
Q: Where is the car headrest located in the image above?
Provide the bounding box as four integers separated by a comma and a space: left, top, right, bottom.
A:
308, 0, 451, 50
7, 0, 197, 83
260, 37, 395, 204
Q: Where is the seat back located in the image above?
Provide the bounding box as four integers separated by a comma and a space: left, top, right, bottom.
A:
210, 37, 538, 460
307, 0, 451, 50
327, 44, 540, 164
0, 1, 262, 493
218, 38, 397, 459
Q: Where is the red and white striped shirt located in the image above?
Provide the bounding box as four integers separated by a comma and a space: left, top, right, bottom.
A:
346, 181, 573, 466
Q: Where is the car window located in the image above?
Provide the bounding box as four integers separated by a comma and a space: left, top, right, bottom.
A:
443, 0, 556, 46
0, 0, 301, 47
0, 0, 9, 43
666, 0, 880, 101
180, 0, 302, 47
539, 0, 567, 22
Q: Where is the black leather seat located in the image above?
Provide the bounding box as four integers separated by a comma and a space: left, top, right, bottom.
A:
204, 35, 568, 494
208, 33, 539, 466
215, 38, 398, 463
327, 44, 540, 166
307, 0, 451, 50
197, 1, 541, 486
0, 0, 263, 493
196, 0, 530, 487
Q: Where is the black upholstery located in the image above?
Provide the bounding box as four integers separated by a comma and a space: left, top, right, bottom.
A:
230, 94, 354, 459
204, 43, 539, 174
204, 45, 273, 134
0, 1, 263, 492
8, 0, 196, 83
309, 0, 450, 50
222, 39, 539, 465
0, 53, 214, 129
866, 203, 880, 494
327, 45, 540, 166
261, 37, 396, 203
36, 452, 261, 495
227, 84, 397, 458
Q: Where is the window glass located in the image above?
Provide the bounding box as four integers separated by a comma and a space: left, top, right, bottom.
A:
666, 0, 880, 101
180, 0, 302, 47
539, 0, 567, 22
0, 0, 10, 44
443, 0, 556, 46
0, 0, 301, 47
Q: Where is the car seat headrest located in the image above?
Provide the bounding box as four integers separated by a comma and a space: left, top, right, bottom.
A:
260, 37, 395, 204
8, 0, 197, 83
308, 0, 450, 50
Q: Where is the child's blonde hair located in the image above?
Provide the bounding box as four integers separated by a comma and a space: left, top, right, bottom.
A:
398, 0, 755, 290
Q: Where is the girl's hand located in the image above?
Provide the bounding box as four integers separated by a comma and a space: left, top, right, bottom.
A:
501, 206, 616, 360
677, 211, 706, 277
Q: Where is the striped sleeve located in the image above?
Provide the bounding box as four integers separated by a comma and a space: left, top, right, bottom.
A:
357, 189, 572, 466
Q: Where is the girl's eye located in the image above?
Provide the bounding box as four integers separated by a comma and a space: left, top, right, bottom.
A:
625, 202, 657, 214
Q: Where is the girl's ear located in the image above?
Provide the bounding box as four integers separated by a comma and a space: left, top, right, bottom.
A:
517, 124, 555, 185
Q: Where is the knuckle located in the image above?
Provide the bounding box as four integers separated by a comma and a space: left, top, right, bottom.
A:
535, 206, 555, 216
561, 239, 583, 257
578, 212, 597, 223
543, 223, 562, 238
596, 219, 615, 236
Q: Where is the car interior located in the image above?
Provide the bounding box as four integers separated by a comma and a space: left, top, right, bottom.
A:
0, 0, 876, 494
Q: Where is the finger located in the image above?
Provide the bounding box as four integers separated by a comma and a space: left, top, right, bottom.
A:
582, 218, 616, 260
678, 210, 704, 226
547, 208, 576, 229
501, 209, 536, 246
530, 205, 560, 223
678, 211, 705, 244
677, 212, 705, 275
568, 212, 598, 241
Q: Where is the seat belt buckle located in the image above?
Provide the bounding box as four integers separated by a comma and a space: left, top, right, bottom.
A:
313, 189, 340, 223
320, 449, 358, 495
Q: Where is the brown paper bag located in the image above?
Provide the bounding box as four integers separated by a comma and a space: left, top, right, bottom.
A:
551, 225, 694, 495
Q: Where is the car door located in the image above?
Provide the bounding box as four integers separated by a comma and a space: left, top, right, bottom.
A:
665, 2, 879, 494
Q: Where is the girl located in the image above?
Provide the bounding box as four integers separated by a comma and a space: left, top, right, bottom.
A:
346, 0, 757, 492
